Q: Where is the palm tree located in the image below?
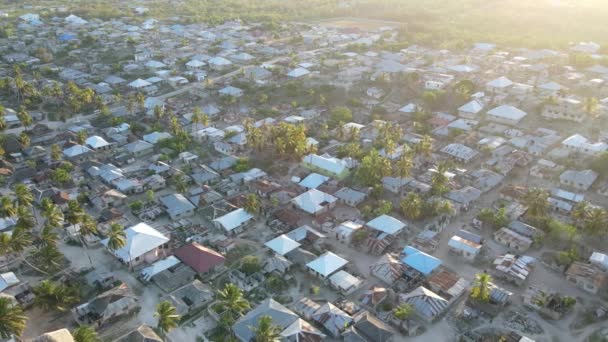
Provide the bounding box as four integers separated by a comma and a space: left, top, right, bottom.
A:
65, 200, 85, 225
79, 214, 98, 237
415, 135, 433, 159
0, 196, 16, 217
170, 116, 181, 135
76, 130, 87, 145
393, 303, 413, 321
16, 106, 32, 129
9, 226, 31, 253
18, 131, 30, 148
584, 207, 608, 235
251, 315, 281, 342
50, 144, 62, 161
201, 113, 209, 127
172, 174, 187, 193
135, 92, 145, 112
33, 280, 79, 312
72, 325, 101, 342
243, 194, 261, 214
153, 105, 164, 122
571, 201, 589, 225
431, 163, 450, 196
106, 223, 126, 253
41, 198, 64, 228
394, 153, 413, 185
217, 283, 250, 321
16, 207, 34, 231
584, 97, 599, 117
0, 297, 27, 339
470, 273, 493, 303
155, 301, 180, 335
524, 188, 549, 218
38, 224, 59, 248
14, 184, 33, 207
78, 214, 98, 266
400, 192, 423, 220
33, 244, 64, 272
0, 233, 11, 255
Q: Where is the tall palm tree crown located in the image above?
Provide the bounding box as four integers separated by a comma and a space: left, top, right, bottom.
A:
72, 325, 101, 342
155, 301, 180, 335
471, 273, 493, 303
217, 283, 251, 321
106, 223, 126, 252
0, 298, 27, 339
251, 315, 282, 342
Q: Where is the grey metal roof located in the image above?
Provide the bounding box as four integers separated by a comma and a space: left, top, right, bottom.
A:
232, 298, 299, 342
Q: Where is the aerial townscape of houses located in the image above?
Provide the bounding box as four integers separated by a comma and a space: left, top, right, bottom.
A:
1, 4, 608, 342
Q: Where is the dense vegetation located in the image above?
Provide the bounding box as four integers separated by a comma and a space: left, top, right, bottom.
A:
6, 0, 608, 49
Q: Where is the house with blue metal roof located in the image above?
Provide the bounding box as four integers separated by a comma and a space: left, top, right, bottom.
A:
401, 246, 442, 276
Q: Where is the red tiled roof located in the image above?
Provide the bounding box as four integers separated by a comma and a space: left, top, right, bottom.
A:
173, 242, 225, 273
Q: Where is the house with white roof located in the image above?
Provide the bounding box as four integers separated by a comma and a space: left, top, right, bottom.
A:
537, 81, 563, 95
208, 56, 232, 70
101, 222, 169, 267
63, 144, 94, 162
302, 154, 349, 179
85, 135, 111, 151
590, 252, 608, 271
185, 59, 206, 69
298, 173, 329, 189
399, 103, 418, 114
0, 272, 20, 292
291, 188, 337, 216
145, 60, 167, 70
128, 78, 152, 90
306, 251, 348, 279
219, 86, 244, 97
561, 134, 608, 156
486, 76, 513, 93
265, 234, 301, 256
212, 208, 255, 235
287, 67, 310, 78
334, 221, 363, 242
329, 270, 362, 295
232, 299, 304, 342
458, 100, 484, 119
284, 116, 305, 124
366, 215, 407, 236
486, 105, 527, 125
143, 131, 172, 145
